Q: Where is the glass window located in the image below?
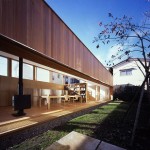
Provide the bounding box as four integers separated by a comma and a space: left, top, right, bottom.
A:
120, 69, 132, 76
23, 63, 33, 80
0, 56, 8, 76
12, 60, 33, 79
12, 60, 19, 78
37, 67, 49, 82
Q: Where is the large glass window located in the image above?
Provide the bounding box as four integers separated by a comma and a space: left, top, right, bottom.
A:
23, 63, 33, 80
12, 60, 33, 79
12, 60, 19, 78
37, 67, 49, 82
0, 56, 8, 76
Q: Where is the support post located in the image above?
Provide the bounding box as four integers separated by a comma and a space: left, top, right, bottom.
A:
13, 57, 26, 116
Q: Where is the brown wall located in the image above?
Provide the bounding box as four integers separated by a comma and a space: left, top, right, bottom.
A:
0, 76, 64, 106
0, 0, 112, 86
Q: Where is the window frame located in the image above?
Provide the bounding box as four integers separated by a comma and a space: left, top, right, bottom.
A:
120, 69, 132, 76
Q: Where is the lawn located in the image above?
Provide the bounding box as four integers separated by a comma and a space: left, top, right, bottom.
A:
8, 101, 140, 150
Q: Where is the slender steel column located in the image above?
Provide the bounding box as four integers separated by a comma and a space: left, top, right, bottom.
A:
16, 57, 25, 116
19, 57, 23, 96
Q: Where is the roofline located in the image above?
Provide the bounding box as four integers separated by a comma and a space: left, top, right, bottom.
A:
112, 58, 150, 68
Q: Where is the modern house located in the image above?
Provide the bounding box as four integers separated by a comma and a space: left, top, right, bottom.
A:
0, 0, 113, 112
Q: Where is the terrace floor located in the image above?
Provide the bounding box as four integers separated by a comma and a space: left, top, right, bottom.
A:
0, 100, 108, 136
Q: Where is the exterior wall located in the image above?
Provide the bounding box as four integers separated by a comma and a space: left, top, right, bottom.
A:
0, 0, 112, 86
113, 60, 145, 86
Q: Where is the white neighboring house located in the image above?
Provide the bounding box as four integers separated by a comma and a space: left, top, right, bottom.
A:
113, 58, 149, 87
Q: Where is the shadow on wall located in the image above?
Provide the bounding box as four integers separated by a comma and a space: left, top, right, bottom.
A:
113, 84, 141, 101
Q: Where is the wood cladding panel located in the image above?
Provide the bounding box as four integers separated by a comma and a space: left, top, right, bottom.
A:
68, 30, 75, 68
0, 0, 112, 86
63, 25, 69, 65
86, 50, 92, 76
83, 47, 87, 73
0, 0, 16, 39
14, 0, 28, 44
75, 38, 82, 72
44, 6, 52, 56
27, 0, 45, 53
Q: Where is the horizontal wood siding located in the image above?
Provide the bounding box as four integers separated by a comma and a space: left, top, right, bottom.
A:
0, 0, 113, 86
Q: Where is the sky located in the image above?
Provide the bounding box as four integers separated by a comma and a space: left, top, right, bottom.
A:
45, 0, 150, 66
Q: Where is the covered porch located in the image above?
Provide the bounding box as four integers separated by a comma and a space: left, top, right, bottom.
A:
0, 34, 112, 112
0, 100, 109, 135
0, 34, 112, 149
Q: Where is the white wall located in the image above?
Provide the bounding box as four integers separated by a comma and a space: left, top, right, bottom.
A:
113, 60, 145, 86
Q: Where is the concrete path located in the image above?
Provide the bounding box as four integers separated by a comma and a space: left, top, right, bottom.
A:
46, 131, 126, 150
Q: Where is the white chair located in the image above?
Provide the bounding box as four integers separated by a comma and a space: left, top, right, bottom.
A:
73, 95, 79, 103
62, 95, 70, 104
39, 95, 48, 107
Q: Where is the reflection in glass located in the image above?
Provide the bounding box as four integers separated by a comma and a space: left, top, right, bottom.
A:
0, 56, 8, 76
12, 60, 19, 78
37, 67, 49, 82
23, 63, 33, 80
12, 60, 33, 79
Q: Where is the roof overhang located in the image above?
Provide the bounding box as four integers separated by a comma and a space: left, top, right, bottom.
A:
0, 34, 112, 87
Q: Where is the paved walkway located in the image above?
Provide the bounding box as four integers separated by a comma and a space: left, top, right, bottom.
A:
46, 131, 126, 150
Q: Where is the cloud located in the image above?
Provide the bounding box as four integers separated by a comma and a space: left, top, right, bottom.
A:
96, 54, 105, 65
106, 44, 122, 60
105, 44, 129, 66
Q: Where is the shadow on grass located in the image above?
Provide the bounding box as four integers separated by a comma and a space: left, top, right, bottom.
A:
9, 101, 142, 150
52, 101, 133, 149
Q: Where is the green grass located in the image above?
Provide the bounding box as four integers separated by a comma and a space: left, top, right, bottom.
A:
9, 101, 131, 150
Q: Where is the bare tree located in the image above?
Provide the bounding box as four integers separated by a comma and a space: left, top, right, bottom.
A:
93, 13, 150, 146
93, 13, 150, 85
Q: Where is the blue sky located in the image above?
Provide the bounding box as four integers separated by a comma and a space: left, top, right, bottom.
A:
45, 0, 150, 66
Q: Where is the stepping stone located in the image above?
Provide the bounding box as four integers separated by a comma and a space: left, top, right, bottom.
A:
45, 131, 101, 150
46, 131, 126, 150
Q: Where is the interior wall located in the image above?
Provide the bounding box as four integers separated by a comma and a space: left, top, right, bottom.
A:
0, 76, 64, 106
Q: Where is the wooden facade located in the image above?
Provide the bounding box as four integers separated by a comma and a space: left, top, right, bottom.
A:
0, 0, 112, 86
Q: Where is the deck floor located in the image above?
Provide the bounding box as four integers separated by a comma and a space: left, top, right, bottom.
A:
0, 100, 108, 136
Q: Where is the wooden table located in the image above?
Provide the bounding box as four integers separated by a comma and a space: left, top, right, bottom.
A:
40, 95, 82, 109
